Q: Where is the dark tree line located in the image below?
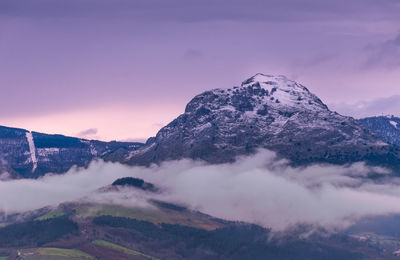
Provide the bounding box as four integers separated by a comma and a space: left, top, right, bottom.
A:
0, 217, 78, 247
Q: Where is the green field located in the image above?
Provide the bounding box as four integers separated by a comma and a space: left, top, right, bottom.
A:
76, 203, 156, 220
74, 202, 224, 230
92, 240, 158, 260
35, 210, 65, 221
0, 256, 8, 260
20, 247, 93, 260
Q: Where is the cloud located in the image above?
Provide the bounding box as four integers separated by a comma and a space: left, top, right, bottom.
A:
76, 128, 98, 138
141, 151, 400, 231
183, 49, 203, 61
2, 150, 400, 232
0, 162, 136, 213
292, 53, 335, 69
1, 0, 399, 23
329, 95, 400, 118
363, 32, 400, 69
119, 137, 147, 143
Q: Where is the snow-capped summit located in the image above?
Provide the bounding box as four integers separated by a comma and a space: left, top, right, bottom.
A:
117, 74, 399, 169
240, 73, 328, 110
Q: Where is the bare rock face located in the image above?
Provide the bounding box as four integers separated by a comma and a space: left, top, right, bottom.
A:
117, 74, 399, 169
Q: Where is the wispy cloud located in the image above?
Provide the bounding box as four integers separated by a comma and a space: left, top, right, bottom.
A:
329, 95, 400, 118
183, 49, 203, 61
363, 32, 400, 69
1, 0, 399, 23
76, 128, 98, 139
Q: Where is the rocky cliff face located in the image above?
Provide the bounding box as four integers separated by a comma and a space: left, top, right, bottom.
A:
114, 74, 399, 169
0, 125, 143, 178
359, 116, 400, 146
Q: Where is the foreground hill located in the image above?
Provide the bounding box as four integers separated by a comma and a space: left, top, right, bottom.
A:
0, 178, 396, 260
110, 74, 400, 170
2, 213, 391, 260
0, 126, 143, 178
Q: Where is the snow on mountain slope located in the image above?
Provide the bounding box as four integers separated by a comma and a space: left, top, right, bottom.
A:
240, 74, 328, 110
116, 73, 399, 169
25, 132, 38, 172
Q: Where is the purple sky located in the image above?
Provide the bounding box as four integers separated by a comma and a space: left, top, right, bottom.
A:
1, 0, 400, 141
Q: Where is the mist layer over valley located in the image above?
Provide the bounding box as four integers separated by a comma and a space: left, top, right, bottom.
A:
2, 149, 400, 233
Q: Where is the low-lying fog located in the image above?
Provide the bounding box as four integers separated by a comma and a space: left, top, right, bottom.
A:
1, 149, 400, 231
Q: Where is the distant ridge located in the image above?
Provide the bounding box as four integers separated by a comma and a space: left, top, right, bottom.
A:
0, 125, 143, 178
359, 115, 400, 146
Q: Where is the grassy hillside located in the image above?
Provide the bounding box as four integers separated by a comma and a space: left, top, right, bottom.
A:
92, 240, 158, 260
0, 199, 397, 259
71, 202, 225, 230
19, 247, 93, 260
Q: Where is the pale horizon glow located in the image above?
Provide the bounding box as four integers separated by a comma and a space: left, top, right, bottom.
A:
1, 103, 183, 142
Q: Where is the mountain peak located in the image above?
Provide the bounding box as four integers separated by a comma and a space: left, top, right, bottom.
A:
184, 73, 330, 118
241, 73, 292, 87
236, 73, 328, 111
118, 73, 397, 169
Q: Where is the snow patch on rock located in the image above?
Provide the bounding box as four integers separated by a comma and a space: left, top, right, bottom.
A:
81, 140, 98, 156
390, 120, 398, 128
25, 132, 37, 172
